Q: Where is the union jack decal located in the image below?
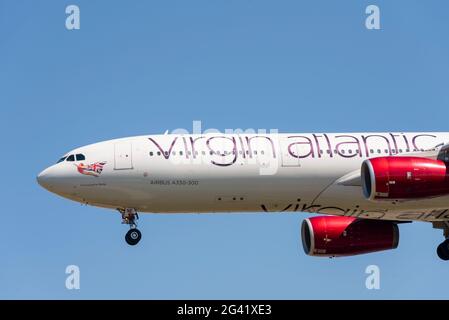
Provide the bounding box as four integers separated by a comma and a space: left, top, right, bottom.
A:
75, 161, 107, 177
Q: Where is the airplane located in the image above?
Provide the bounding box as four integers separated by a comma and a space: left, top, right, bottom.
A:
37, 132, 449, 260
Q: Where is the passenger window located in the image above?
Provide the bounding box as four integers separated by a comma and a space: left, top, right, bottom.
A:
76, 154, 85, 161
67, 155, 75, 162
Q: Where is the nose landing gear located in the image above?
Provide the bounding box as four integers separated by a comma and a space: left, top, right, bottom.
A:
437, 240, 449, 261
434, 221, 449, 261
119, 208, 142, 246
125, 228, 142, 246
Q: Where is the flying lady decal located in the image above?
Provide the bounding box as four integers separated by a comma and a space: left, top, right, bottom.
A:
76, 162, 107, 177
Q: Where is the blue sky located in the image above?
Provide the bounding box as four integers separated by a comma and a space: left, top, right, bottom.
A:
1, 0, 449, 299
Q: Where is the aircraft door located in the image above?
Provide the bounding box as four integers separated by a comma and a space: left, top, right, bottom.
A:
114, 142, 133, 170
279, 137, 301, 167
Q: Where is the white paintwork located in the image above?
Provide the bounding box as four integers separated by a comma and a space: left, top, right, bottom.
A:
37, 132, 449, 223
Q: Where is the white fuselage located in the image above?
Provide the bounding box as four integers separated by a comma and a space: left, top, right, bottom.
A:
37, 132, 449, 222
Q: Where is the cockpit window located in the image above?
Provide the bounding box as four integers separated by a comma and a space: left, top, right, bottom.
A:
56, 153, 85, 163
56, 156, 67, 163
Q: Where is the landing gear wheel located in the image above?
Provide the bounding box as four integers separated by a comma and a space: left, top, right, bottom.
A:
125, 228, 142, 246
119, 208, 142, 246
437, 239, 449, 261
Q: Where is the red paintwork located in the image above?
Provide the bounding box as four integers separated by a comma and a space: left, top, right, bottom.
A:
367, 157, 449, 200
302, 216, 399, 257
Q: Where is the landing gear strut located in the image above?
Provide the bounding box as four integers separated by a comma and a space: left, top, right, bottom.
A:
434, 222, 449, 260
119, 208, 142, 246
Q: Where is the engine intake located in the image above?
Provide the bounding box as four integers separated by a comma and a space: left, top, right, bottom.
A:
361, 156, 449, 201
301, 216, 399, 257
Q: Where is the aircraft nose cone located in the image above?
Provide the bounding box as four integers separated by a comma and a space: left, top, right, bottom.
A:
37, 164, 76, 195
37, 167, 52, 190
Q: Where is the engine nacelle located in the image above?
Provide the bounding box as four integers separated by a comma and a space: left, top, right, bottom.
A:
301, 216, 399, 257
361, 156, 449, 201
